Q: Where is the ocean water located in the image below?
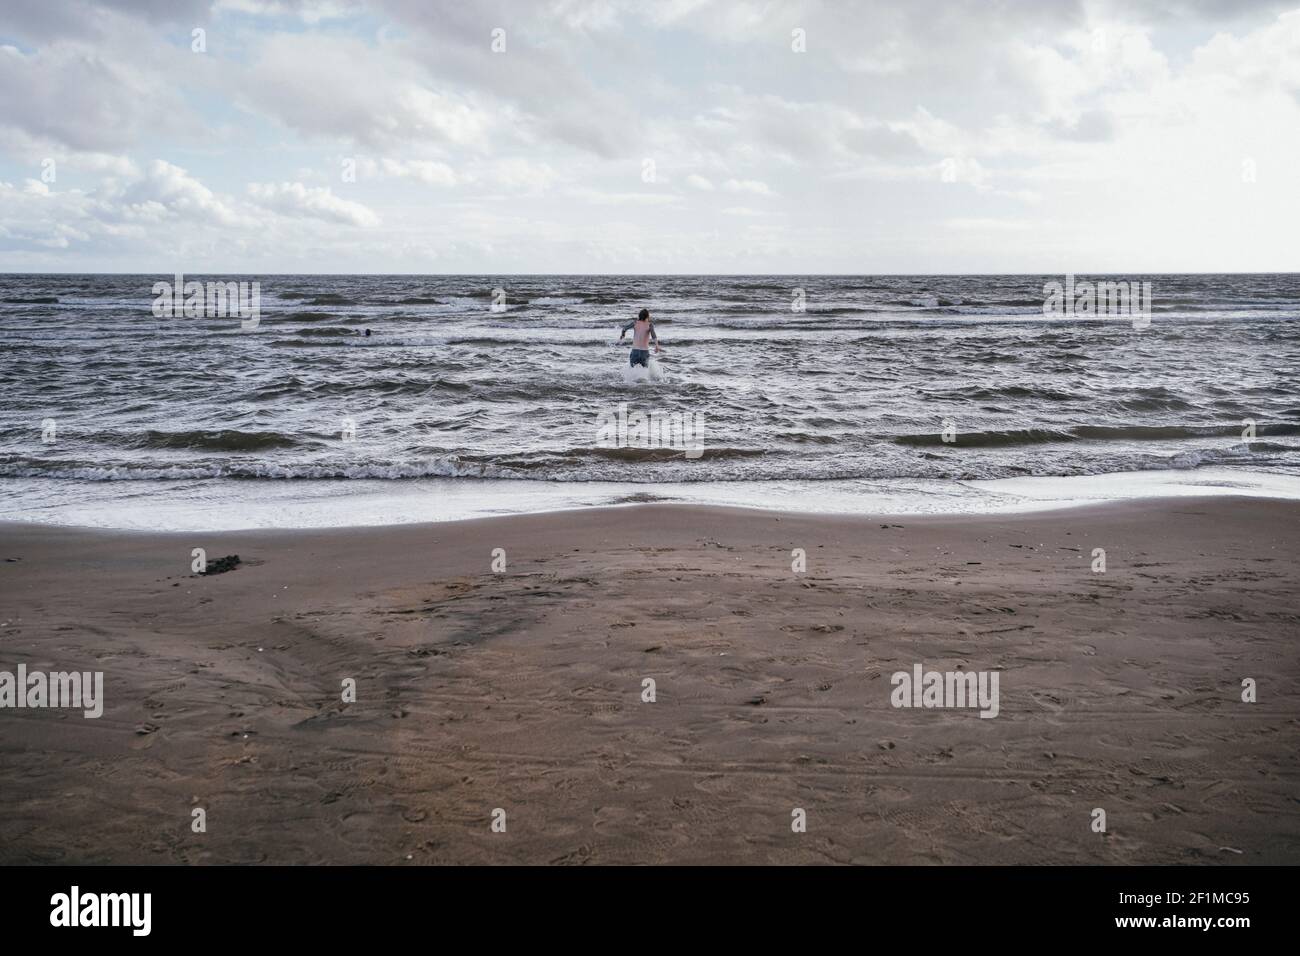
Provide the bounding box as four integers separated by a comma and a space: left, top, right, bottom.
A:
1, 273, 1298, 529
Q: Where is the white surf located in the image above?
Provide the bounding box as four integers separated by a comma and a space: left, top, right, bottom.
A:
621, 354, 666, 384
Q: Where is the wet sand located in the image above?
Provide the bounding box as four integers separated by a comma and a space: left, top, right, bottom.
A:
1, 498, 1297, 864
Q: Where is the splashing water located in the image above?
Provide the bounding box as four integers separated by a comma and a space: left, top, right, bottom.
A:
621, 354, 667, 384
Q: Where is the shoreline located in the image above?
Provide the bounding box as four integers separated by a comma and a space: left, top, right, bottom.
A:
1, 491, 1292, 538
2, 466, 1299, 532
2, 496, 1297, 864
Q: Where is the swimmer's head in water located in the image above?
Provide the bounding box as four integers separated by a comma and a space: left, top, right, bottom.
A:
638, 308, 649, 321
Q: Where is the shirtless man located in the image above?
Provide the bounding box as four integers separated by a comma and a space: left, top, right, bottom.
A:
618, 308, 662, 368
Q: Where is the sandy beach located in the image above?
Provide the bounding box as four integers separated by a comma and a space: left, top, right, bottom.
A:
1, 498, 1297, 865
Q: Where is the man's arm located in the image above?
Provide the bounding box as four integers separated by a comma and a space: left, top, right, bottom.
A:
618, 321, 634, 340
650, 323, 661, 351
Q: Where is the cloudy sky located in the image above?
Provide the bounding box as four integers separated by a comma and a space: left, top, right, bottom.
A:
2, 0, 1299, 273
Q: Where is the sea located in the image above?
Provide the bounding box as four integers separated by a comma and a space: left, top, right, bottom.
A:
1, 272, 1298, 530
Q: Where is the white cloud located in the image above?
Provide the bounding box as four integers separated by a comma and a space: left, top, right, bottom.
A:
1, 0, 1299, 271
486, 158, 559, 191
213, 0, 360, 23
127, 161, 253, 228
231, 34, 500, 152
944, 217, 1033, 232
0, 39, 192, 154
722, 178, 773, 196
566, 187, 681, 205
247, 181, 381, 227
360, 158, 463, 187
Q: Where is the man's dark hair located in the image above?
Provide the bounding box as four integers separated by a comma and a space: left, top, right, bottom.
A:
638, 308, 649, 321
